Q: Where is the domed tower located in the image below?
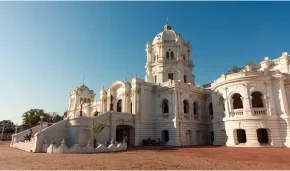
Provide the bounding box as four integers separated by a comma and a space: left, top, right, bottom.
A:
145, 22, 194, 84
68, 84, 95, 115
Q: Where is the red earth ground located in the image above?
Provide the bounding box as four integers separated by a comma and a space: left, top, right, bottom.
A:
1, 141, 290, 170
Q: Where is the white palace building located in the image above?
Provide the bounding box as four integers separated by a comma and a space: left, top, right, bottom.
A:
11, 22, 290, 152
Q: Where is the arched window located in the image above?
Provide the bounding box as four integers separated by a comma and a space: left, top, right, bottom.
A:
183, 100, 189, 114
162, 99, 169, 114
170, 51, 174, 59
183, 55, 186, 60
84, 98, 87, 103
251, 91, 264, 108
161, 130, 169, 142
193, 102, 198, 115
166, 51, 169, 59
232, 93, 243, 109
209, 103, 213, 115
110, 95, 113, 111
184, 75, 187, 83
117, 99, 122, 112
80, 98, 83, 104
130, 102, 132, 113
88, 99, 91, 103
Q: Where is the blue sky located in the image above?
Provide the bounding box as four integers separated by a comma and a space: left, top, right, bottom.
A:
1, 2, 290, 124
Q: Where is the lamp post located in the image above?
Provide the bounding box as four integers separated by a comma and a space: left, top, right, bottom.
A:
39, 115, 44, 133
15, 123, 18, 134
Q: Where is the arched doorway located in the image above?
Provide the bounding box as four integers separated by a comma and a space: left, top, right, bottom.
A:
186, 130, 192, 145
116, 125, 134, 145
161, 130, 169, 143
236, 129, 247, 143
117, 99, 122, 112
196, 130, 201, 145
210, 131, 214, 144
257, 128, 269, 144
78, 129, 91, 147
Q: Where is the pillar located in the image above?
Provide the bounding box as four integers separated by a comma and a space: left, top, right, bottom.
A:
279, 78, 289, 115
242, 84, 252, 115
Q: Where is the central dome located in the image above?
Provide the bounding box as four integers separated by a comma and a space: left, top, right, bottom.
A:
152, 24, 185, 45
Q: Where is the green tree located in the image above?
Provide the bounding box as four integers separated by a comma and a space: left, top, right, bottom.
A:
22, 109, 49, 128
90, 120, 107, 148
52, 114, 63, 123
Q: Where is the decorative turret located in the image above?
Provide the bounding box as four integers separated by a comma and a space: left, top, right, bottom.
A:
145, 20, 195, 85
68, 84, 95, 116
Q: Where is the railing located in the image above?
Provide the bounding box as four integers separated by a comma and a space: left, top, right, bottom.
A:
229, 109, 244, 117
252, 108, 267, 116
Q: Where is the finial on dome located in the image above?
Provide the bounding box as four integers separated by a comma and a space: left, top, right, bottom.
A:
164, 17, 171, 31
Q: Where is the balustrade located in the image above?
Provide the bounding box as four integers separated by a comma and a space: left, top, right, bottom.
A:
252, 108, 267, 116
228, 108, 267, 118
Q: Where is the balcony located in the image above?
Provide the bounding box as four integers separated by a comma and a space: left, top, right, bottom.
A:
228, 108, 268, 118
229, 109, 244, 117
252, 108, 267, 116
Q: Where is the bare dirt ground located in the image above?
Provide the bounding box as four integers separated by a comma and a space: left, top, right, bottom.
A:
1, 141, 290, 170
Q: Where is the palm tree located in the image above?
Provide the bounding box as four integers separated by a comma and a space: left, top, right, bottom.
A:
90, 120, 107, 148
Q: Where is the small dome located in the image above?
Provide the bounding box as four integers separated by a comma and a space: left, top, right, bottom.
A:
152, 24, 185, 45
164, 24, 172, 30
74, 84, 94, 94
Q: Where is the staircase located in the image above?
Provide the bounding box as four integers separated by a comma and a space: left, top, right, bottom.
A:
12, 140, 35, 152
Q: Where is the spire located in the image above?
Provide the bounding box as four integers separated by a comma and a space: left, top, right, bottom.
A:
82, 75, 85, 85
164, 17, 171, 31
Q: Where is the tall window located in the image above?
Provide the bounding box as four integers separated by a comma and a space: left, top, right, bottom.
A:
166, 51, 169, 59
130, 102, 132, 113
154, 76, 157, 83
183, 55, 185, 60
183, 100, 189, 114
193, 102, 198, 115
162, 99, 169, 114
117, 99, 122, 112
168, 73, 173, 80
184, 75, 187, 83
170, 51, 174, 59
209, 103, 213, 115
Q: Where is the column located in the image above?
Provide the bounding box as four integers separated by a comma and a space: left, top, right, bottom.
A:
279, 78, 289, 115
122, 93, 126, 113
174, 91, 178, 119
265, 82, 276, 115
224, 88, 230, 119
242, 84, 252, 115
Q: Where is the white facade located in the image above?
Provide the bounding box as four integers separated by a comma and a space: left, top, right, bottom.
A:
11, 22, 290, 152
64, 23, 290, 147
